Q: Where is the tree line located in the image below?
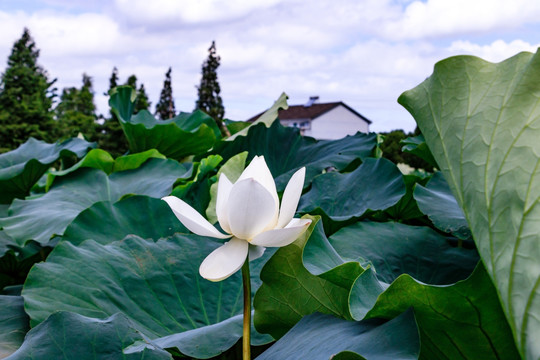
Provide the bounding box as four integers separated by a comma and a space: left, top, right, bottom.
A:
0, 28, 225, 156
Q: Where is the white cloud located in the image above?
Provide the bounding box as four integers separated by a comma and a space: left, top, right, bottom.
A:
1, 1, 540, 133
113, 0, 284, 27
448, 39, 539, 62
380, 0, 540, 40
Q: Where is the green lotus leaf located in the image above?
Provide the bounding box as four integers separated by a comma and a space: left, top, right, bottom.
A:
359, 263, 520, 359
170, 155, 222, 214
45, 148, 166, 189
298, 158, 406, 221
7, 311, 172, 360
257, 309, 419, 360
328, 221, 478, 284
124, 313, 271, 358
0, 241, 50, 291
384, 174, 426, 221
0, 137, 94, 204
0, 229, 14, 258
0, 158, 191, 245
110, 86, 219, 160
398, 51, 540, 358
254, 216, 381, 339
61, 196, 188, 245
401, 134, 438, 169
0, 295, 29, 358
413, 171, 471, 239
210, 121, 377, 191
227, 92, 289, 141
22, 234, 274, 358
255, 215, 513, 358
225, 119, 251, 135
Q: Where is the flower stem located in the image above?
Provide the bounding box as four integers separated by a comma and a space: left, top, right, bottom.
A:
241, 257, 251, 360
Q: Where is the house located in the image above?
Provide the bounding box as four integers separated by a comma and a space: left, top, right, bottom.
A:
248, 96, 372, 140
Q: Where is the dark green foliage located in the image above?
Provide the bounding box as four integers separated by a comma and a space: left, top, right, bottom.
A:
0, 28, 56, 153
195, 41, 229, 137
55, 74, 98, 141
155, 67, 176, 120
380, 129, 434, 171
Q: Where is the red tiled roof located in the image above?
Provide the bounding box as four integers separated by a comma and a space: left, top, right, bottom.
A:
247, 101, 372, 124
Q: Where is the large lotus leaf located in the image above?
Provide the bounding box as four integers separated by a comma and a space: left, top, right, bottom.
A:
227, 92, 289, 141
413, 171, 471, 239
401, 134, 438, 169
210, 120, 377, 191
298, 158, 406, 221
358, 263, 520, 359
124, 313, 270, 358
0, 296, 29, 358
171, 155, 222, 214
0, 230, 14, 258
0, 158, 191, 245
110, 86, 219, 160
0, 241, 51, 291
45, 148, 166, 189
6, 311, 172, 360
384, 174, 427, 221
398, 51, 540, 358
257, 309, 419, 360
328, 221, 478, 284
255, 215, 511, 359
62, 196, 188, 245
22, 234, 273, 358
254, 216, 382, 339
0, 137, 94, 204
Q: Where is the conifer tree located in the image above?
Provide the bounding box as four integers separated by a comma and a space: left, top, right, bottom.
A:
195, 41, 229, 137
136, 84, 151, 113
155, 67, 176, 120
56, 73, 98, 140
0, 28, 56, 152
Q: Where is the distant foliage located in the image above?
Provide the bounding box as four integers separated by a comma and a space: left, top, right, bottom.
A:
380, 128, 435, 171
0, 28, 56, 153
195, 41, 229, 137
155, 67, 176, 120
56, 74, 99, 141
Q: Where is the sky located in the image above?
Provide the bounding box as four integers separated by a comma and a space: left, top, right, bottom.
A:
1, 0, 540, 132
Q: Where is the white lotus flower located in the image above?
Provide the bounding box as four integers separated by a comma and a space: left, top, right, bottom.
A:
162, 156, 311, 282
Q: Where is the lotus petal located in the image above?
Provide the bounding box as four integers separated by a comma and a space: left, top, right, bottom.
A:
250, 218, 311, 247
199, 237, 249, 281
216, 173, 233, 234
277, 167, 305, 228
249, 244, 266, 261
227, 178, 277, 240
162, 196, 231, 239
237, 156, 279, 225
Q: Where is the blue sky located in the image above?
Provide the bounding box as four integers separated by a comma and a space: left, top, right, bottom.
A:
1, 0, 540, 132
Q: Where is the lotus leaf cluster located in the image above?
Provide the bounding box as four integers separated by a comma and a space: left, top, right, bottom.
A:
1, 51, 540, 360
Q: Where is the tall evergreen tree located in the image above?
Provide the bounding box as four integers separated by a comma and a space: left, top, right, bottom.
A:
56, 73, 98, 140
195, 41, 229, 137
137, 84, 151, 113
0, 28, 57, 152
98, 67, 129, 157
155, 67, 176, 120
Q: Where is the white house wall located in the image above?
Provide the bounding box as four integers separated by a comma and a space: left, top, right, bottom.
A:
305, 105, 369, 139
